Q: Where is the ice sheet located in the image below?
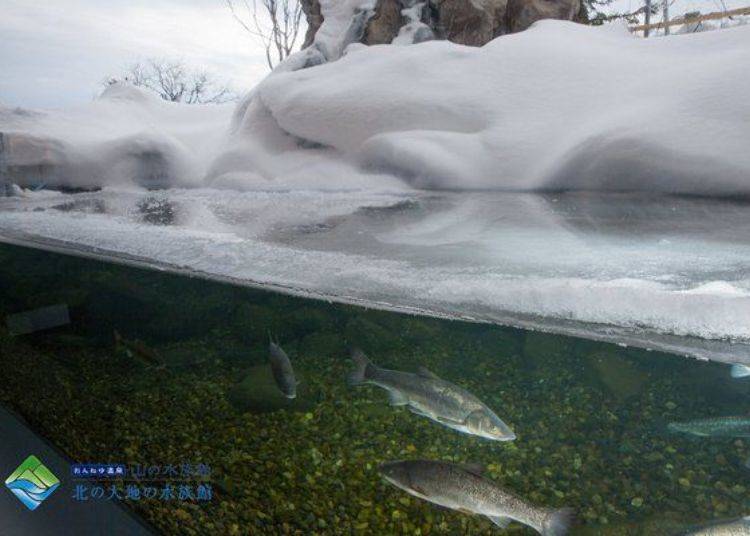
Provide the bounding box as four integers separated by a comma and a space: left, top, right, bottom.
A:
1, 189, 749, 365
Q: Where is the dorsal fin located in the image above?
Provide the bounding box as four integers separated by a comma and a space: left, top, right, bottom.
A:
417, 366, 440, 380
459, 462, 485, 477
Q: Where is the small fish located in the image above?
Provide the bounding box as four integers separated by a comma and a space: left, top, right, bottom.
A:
269, 337, 297, 399
113, 329, 166, 370
681, 515, 750, 535
380, 459, 573, 535
730, 364, 750, 379
667, 416, 750, 438
349, 349, 515, 441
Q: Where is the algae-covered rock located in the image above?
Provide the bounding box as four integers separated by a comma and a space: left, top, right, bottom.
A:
585, 348, 648, 401
344, 316, 401, 353
228, 365, 317, 413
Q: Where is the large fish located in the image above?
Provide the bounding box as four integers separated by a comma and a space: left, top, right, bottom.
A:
269, 339, 298, 399
349, 349, 515, 441
380, 459, 573, 535
667, 416, 750, 438
682, 516, 750, 535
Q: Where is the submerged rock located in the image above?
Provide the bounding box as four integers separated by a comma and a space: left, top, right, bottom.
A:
585, 348, 648, 401
228, 365, 317, 413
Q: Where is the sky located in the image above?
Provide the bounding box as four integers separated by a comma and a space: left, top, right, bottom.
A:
0, 0, 288, 108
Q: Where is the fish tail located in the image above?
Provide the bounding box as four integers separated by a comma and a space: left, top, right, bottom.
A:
541, 507, 574, 536
349, 348, 375, 386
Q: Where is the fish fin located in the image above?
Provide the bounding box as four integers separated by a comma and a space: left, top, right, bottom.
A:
417, 366, 441, 380
349, 348, 375, 386
408, 406, 431, 418
436, 415, 466, 426
457, 507, 475, 516
459, 463, 485, 477
388, 390, 409, 406
731, 364, 750, 378
486, 515, 512, 528
542, 507, 575, 536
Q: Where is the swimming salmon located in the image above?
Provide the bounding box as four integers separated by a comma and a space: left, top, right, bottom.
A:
380, 459, 573, 535
349, 349, 515, 441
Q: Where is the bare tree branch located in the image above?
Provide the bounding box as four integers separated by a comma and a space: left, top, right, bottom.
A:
105, 59, 235, 104
225, 0, 304, 69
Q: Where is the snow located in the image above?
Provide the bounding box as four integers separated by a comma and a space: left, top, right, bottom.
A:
248, 21, 750, 194
392, 2, 434, 45
3, 22, 749, 195
0, 84, 233, 190
2, 21, 750, 364
280, 0, 377, 70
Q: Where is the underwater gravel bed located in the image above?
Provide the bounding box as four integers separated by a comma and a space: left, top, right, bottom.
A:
0, 243, 748, 534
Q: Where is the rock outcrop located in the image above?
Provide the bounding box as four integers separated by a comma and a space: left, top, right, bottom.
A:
300, 0, 585, 49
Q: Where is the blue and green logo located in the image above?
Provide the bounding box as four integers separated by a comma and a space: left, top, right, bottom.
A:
5, 455, 60, 510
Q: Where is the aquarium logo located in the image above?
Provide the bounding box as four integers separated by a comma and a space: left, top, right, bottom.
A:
5, 455, 60, 511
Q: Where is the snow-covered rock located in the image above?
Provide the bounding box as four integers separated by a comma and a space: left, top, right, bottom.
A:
301, 0, 584, 48
239, 21, 750, 195
1, 22, 749, 195
0, 83, 233, 191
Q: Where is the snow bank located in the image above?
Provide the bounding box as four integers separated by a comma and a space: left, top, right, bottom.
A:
245, 21, 750, 194
2, 22, 749, 195
0, 84, 233, 191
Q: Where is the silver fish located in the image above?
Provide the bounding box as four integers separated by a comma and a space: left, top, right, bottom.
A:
349, 349, 515, 441
682, 516, 750, 535
667, 416, 750, 438
269, 339, 297, 399
380, 459, 573, 535
730, 364, 750, 379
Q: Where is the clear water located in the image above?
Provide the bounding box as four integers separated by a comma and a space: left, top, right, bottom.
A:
0, 242, 748, 535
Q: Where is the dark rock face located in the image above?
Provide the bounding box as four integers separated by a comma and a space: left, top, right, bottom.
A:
435, 0, 508, 46
505, 0, 582, 33
363, 0, 403, 44
300, 0, 583, 49
301, 0, 324, 48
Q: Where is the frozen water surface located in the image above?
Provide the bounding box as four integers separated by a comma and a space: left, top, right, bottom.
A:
1, 188, 749, 365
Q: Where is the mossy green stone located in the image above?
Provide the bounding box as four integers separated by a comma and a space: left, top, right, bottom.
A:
228, 365, 316, 413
